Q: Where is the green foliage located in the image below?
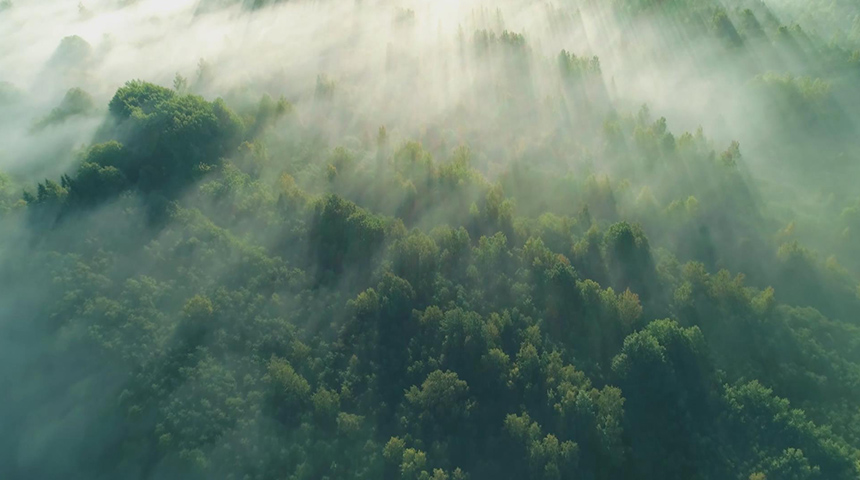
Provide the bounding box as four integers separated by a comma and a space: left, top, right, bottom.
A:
474, 29, 528, 57
0, 171, 21, 214
22, 81, 300, 219
8, 4, 860, 479
505, 412, 579, 480
405, 370, 472, 428
13, 78, 860, 477
32, 87, 94, 131
49, 35, 92, 68
558, 50, 601, 78
267, 356, 311, 408
603, 221, 657, 299
108, 80, 177, 119
315, 74, 336, 101
712, 8, 744, 47
173, 73, 189, 94
310, 194, 388, 276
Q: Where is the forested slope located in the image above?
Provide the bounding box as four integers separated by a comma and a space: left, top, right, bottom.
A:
1, 0, 860, 479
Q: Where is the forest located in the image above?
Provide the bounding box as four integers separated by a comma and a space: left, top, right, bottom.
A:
1, 0, 860, 479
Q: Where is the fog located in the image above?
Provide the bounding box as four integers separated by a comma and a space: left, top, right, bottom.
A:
0, 2, 757, 158
3, 1, 856, 180
1, 0, 859, 479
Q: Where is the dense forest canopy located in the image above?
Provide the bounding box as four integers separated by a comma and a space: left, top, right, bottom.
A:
1, 0, 860, 479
